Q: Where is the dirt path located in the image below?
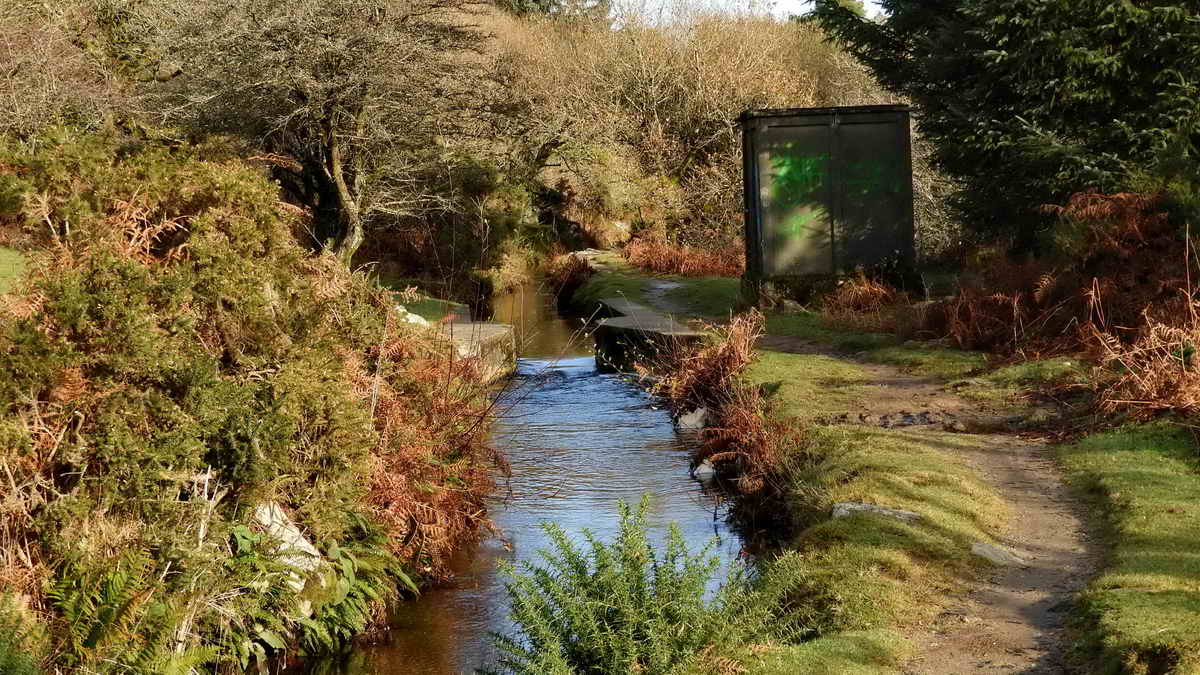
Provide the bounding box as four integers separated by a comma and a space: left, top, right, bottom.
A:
760, 335, 1098, 675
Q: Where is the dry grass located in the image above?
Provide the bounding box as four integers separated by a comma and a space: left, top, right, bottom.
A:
822, 190, 1200, 422
487, 7, 894, 246
821, 272, 906, 334
623, 235, 744, 278
645, 310, 808, 502
1088, 306, 1200, 420
0, 2, 127, 137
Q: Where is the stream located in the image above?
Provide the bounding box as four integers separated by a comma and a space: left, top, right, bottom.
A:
333, 283, 742, 674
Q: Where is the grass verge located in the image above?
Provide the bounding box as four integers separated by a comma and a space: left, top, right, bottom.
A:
572, 253, 741, 318
721, 424, 1007, 673
748, 350, 874, 420
404, 295, 466, 321
1059, 422, 1200, 674
766, 311, 987, 379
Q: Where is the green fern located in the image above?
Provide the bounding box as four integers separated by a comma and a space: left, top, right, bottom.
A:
485, 498, 738, 675
0, 594, 46, 675
47, 551, 214, 674
297, 540, 400, 655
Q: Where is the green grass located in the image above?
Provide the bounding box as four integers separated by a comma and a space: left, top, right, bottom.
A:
765, 310, 986, 379
1058, 422, 1200, 674
573, 268, 653, 310
722, 630, 913, 675
723, 425, 1006, 672
572, 254, 741, 318
748, 351, 874, 420
951, 356, 1089, 407
0, 247, 26, 294
403, 295, 465, 321
660, 276, 741, 318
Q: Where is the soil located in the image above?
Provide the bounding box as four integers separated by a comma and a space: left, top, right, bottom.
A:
760, 335, 1099, 675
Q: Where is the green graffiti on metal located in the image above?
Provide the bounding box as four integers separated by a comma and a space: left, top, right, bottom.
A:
769, 150, 899, 238
844, 160, 896, 197
770, 152, 827, 208
769, 151, 828, 238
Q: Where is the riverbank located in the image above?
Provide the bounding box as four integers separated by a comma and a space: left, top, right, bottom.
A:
0, 134, 504, 672
565, 253, 1200, 674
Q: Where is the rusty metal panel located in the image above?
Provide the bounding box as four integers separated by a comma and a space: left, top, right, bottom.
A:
741, 106, 913, 279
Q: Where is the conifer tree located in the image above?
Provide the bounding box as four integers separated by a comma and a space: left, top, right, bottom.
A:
814, 0, 1200, 250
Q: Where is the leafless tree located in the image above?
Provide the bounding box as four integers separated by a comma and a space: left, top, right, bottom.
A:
0, 2, 127, 138
141, 0, 489, 264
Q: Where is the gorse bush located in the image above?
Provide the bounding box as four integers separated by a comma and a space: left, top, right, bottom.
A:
0, 130, 497, 670
487, 500, 734, 675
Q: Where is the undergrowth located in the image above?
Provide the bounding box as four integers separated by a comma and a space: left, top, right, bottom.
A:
0, 131, 499, 671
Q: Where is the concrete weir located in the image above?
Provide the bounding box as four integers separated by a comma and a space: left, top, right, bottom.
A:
439, 321, 516, 383
590, 297, 706, 373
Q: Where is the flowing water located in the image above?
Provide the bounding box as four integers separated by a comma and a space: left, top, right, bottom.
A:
335, 284, 740, 674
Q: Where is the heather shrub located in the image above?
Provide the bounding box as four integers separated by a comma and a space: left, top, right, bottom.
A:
0, 131, 496, 669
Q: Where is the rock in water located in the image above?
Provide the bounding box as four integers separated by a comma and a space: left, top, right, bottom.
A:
831, 501, 923, 523
677, 407, 708, 430
691, 458, 716, 479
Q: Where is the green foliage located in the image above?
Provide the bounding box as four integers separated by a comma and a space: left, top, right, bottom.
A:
0, 596, 46, 675
486, 499, 732, 675
0, 130, 493, 669
296, 538, 407, 655
48, 552, 214, 673
814, 0, 1200, 250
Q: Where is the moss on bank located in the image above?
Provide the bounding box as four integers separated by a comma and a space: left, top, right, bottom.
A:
1059, 423, 1200, 674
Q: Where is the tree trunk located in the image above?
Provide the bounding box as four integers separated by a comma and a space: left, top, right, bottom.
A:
324, 121, 365, 266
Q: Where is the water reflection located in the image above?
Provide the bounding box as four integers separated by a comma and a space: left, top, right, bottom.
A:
331, 285, 739, 674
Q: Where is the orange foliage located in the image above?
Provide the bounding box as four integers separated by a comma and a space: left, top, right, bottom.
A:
623, 235, 744, 278
341, 315, 503, 576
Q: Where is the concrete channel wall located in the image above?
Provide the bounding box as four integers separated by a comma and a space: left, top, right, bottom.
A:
439, 321, 516, 383
588, 297, 706, 373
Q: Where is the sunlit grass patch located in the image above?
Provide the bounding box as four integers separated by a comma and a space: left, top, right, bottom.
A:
404, 295, 465, 321
721, 630, 913, 675
0, 247, 25, 294
661, 276, 741, 318
1059, 422, 1200, 674
765, 310, 986, 379
952, 356, 1088, 407
739, 425, 1006, 670
574, 270, 652, 308
747, 351, 874, 420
